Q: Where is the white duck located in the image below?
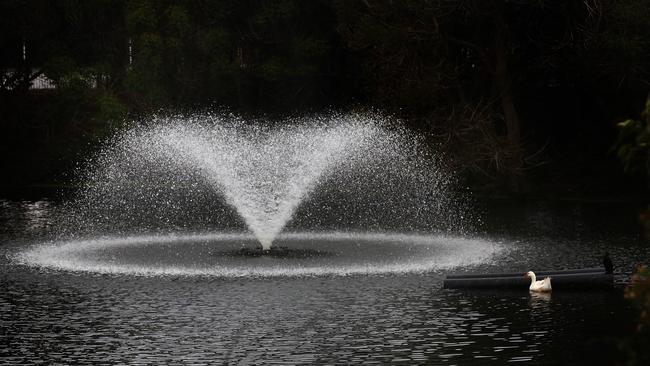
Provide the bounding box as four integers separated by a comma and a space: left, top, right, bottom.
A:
525, 271, 552, 292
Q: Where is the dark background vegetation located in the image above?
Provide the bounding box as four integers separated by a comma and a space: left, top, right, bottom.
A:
1, 0, 650, 196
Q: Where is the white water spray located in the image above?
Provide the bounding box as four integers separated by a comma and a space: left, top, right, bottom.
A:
67, 112, 461, 250
152, 122, 377, 249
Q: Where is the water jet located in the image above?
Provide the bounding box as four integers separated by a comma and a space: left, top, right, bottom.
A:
17, 112, 496, 276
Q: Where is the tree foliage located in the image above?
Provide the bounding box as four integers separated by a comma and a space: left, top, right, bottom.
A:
123, 0, 341, 112
1, 0, 650, 192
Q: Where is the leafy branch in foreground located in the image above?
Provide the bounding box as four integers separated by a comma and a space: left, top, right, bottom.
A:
613, 96, 650, 175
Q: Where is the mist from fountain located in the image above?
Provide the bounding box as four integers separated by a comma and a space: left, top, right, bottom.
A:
60, 112, 466, 251
149, 119, 379, 249
10, 112, 505, 277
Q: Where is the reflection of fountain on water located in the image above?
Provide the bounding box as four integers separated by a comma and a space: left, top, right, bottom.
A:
16, 112, 500, 276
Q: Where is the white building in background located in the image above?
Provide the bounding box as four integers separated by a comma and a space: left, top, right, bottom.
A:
5, 38, 123, 91
30, 71, 56, 90
2, 39, 56, 90
1, 69, 56, 90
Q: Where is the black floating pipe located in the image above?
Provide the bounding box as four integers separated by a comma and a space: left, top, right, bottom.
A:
446, 267, 604, 280
443, 268, 613, 290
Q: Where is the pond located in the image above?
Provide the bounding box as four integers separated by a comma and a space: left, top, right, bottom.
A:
1, 194, 648, 365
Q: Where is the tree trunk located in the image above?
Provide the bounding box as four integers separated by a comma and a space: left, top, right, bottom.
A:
645, 91, 650, 191
494, 2, 524, 192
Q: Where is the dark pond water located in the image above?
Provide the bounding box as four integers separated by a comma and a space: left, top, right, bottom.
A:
1, 195, 649, 365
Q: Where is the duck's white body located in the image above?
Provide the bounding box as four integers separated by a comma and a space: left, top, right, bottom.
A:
526, 271, 552, 292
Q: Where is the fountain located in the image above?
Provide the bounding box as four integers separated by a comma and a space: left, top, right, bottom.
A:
14, 112, 502, 276
1, 114, 641, 366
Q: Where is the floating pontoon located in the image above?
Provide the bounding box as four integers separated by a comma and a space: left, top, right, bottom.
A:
443, 267, 613, 290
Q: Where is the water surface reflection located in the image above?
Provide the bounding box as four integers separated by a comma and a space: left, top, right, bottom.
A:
0, 198, 646, 364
